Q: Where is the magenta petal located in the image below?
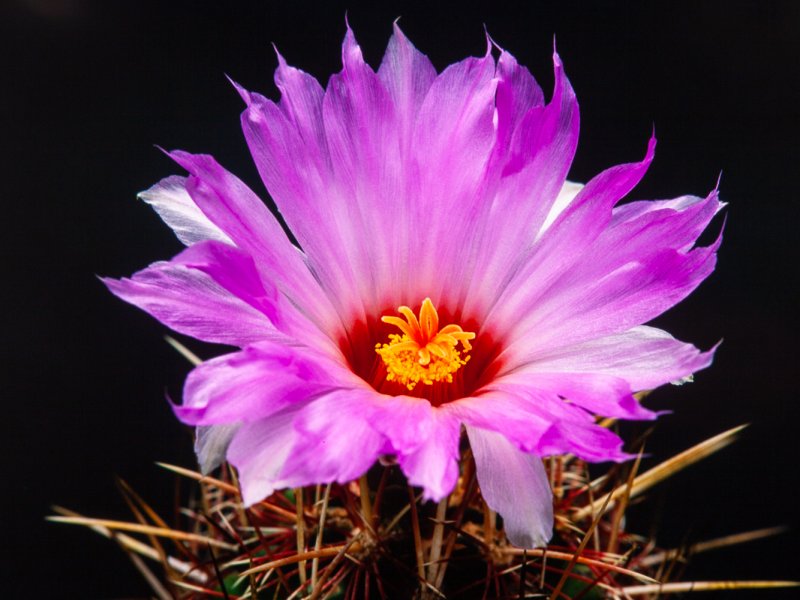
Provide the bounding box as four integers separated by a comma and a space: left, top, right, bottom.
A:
280, 389, 385, 486
169, 151, 339, 330
486, 135, 657, 337
451, 391, 563, 449
139, 175, 232, 246
611, 190, 724, 253
498, 372, 657, 420
397, 410, 461, 501
320, 27, 404, 309
169, 151, 294, 263
537, 420, 630, 462
102, 261, 275, 347
465, 52, 579, 317
227, 407, 302, 505
452, 389, 630, 462
173, 240, 331, 347
239, 79, 373, 321
531, 241, 719, 351
524, 325, 717, 391
272, 50, 328, 164
493, 50, 545, 149
410, 48, 498, 301
413, 49, 497, 208
177, 341, 351, 426
377, 22, 437, 150
499, 52, 577, 181
501, 191, 723, 352
365, 394, 435, 455
174, 241, 281, 322
467, 426, 553, 548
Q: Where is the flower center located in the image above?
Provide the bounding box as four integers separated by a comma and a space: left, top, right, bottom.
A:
375, 298, 476, 391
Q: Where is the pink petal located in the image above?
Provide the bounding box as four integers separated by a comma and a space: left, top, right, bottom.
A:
485, 135, 657, 338
505, 189, 723, 350
451, 389, 630, 462
467, 426, 553, 548
518, 325, 717, 391
320, 26, 405, 310
493, 49, 545, 149
174, 241, 282, 323
169, 151, 340, 332
102, 261, 276, 347
397, 409, 461, 501
238, 65, 373, 322
174, 240, 332, 349
176, 341, 353, 426
537, 419, 629, 462
499, 224, 721, 362
377, 22, 437, 153
410, 46, 498, 303
465, 52, 579, 317
275, 388, 457, 499
272, 50, 328, 166
494, 371, 657, 420
226, 407, 302, 505
168, 151, 291, 261
611, 190, 724, 252
365, 394, 436, 456
279, 389, 386, 486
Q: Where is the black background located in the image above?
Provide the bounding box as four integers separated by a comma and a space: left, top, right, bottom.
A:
3, 1, 798, 597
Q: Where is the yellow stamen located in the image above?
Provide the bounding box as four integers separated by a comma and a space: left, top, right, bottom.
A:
375, 298, 476, 391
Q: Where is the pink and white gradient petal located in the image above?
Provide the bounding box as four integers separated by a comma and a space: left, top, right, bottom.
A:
102, 261, 276, 347
227, 407, 303, 505
279, 389, 387, 488
176, 341, 352, 426
520, 325, 717, 391
464, 53, 580, 318
467, 426, 553, 548
398, 409, 462, 501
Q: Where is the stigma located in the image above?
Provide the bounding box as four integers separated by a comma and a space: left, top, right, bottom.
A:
375, 298, 476, 391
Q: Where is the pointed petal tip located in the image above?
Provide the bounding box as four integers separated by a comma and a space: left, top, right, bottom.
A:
165, 149, 200, 175
164, 147, 188, 162
97, 274, 119, 293
340, 20, 364, 66
271, 42, 287, 66
386, 18, 418, 64
647, 129, 657, 153
153, 144, 171, 160
480, 24, 493, 57
486, 27, 504, 55
636, 132, 657, 167
343, 13, 355, 43
225, 74, 251, 105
